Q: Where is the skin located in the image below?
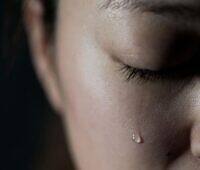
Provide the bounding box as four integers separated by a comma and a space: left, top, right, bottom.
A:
25, 0, 200, 169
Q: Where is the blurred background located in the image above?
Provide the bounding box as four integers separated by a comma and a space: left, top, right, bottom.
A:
0, 1, 74, 170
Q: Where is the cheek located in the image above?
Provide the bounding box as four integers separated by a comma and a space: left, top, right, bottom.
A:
55, 9, 192, 167
57, 32, 190, 167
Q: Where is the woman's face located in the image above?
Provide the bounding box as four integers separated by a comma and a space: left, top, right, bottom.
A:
28, 0, 200, 169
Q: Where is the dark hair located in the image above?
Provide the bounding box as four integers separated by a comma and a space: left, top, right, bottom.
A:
40, 0, 57, 34
1, 1, 76, 169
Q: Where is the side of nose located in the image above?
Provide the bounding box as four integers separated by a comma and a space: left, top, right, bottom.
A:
189, 77, 200, 158
191, 122, 200, 158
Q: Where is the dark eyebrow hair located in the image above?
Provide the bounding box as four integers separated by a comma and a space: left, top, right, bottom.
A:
99, 0, 200, 20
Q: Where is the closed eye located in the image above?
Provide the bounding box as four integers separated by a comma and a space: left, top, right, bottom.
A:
119, 57, 199, 82
120, 65, 174, 81
117, 32, 200, 83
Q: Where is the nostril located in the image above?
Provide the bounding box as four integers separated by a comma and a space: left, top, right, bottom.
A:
191, 123, 200, 158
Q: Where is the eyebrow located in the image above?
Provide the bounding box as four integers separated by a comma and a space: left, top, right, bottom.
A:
100, 0, 200, 20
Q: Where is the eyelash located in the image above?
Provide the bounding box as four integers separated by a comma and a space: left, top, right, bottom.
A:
119, 64, 187, 82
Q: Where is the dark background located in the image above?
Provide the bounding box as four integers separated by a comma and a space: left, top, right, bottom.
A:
0, 1, 74, 170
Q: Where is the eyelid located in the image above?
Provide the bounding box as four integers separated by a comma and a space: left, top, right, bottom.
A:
119, 58, 199, 82
114, 44, 199, 82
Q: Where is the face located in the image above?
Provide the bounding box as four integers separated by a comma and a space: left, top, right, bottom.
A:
27, 0, 200, 169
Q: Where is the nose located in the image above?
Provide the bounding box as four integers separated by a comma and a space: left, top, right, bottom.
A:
191, 122, 200, 158
190, 77, 200, 158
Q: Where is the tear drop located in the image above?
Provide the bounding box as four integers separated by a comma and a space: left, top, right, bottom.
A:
132, 133, 143, 144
